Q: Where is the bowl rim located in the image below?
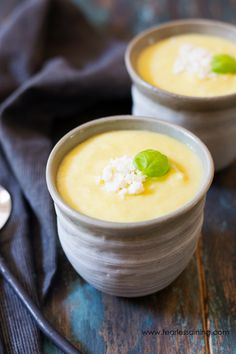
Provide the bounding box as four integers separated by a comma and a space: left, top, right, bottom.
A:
125, 18, 236, 103
46, 115, 214, 231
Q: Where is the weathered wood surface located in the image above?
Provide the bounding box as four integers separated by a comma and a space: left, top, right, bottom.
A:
73, 0, 236, 38
1, 0, 235, 353
44, 162, 236, 354
202, 163, 236, 354
42, 0, 236, 354
43, 1, 236, 353
44, 252, 205, 354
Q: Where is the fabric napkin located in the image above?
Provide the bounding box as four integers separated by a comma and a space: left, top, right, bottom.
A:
0, 0, 130, 352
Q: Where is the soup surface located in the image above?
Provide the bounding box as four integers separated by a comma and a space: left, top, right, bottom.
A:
57, 130, 203, 222
137, 34, 236, 97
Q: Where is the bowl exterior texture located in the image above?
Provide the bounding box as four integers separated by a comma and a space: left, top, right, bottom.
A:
46, 116, 213, 297
55, 199, 205, 297
126, 20, 236, 171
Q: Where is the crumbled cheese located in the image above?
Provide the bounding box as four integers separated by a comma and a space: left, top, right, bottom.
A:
97, 156, 146, 197
173, 43, 217, 79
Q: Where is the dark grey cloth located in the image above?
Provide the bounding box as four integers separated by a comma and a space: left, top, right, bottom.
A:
0, 0, 130, 352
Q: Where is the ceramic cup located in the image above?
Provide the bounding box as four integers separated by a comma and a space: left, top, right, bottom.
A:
125, 19, 236, 171
46, 116, 214, 297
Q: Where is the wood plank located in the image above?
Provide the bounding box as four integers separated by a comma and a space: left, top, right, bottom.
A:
44, 250, 206, 354
1, 1, 236, 354
202, 161, 236, 354
43, 161, 236, 354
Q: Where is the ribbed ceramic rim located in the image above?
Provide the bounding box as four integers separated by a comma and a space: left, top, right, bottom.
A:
125, 18, 236, 102
46, 116, 214, 231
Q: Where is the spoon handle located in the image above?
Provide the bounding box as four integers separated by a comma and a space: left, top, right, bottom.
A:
0, 255, 81, 354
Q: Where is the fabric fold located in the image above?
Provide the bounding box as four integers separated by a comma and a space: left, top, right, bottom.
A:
0, 0, 130, 352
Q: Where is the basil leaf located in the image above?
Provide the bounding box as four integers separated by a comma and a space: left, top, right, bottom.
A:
211, 54, 236, 74
133, 149, 170, 178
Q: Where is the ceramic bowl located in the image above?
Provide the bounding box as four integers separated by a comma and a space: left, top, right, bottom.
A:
46, 115, 214, 297
125, 19, 236, 171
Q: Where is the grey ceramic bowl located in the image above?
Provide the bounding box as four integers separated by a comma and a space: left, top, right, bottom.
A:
125, 19, 236, 171
46, 115, 214, 297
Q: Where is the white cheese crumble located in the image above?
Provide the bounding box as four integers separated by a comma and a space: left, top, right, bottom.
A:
96, 156, 146, 197
173, 43, 217, 79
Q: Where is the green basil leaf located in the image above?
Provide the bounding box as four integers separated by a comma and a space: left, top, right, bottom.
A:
211, 54, 236, 74
133, 149, 170, 178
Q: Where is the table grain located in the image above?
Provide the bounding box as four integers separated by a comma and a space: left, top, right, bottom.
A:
44, 146, 236, 353
39, 0, 235, 352
0, 0, 235, 353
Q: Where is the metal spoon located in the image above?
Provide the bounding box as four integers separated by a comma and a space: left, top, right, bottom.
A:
0, 185, 11, 230
0, 185, 81, 354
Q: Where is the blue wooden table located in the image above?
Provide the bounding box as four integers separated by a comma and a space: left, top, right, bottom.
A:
43, 2, 236, 353
43, 161, 236, 354
2, 1, 234, 353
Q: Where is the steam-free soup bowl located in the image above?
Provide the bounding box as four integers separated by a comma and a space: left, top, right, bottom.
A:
125, 19, 236, 171
46, 115, 214, 297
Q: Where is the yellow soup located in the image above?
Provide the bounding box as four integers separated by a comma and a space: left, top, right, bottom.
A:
137, 34, 236, 97
57, 130, 203, 222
